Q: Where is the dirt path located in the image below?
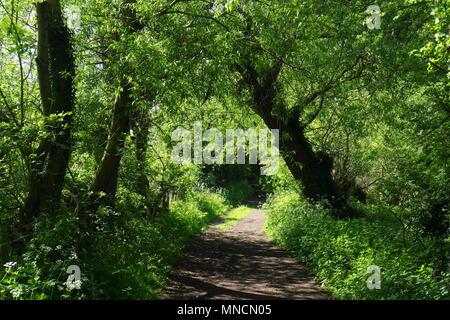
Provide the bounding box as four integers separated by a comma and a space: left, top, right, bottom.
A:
162, 208, 329, 300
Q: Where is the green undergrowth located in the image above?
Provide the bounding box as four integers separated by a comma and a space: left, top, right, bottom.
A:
223, 181, 254, 206
0, 189, 230, 300
264, 191, 449, 300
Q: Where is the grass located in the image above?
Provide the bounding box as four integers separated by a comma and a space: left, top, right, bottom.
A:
214, 205, 254, 231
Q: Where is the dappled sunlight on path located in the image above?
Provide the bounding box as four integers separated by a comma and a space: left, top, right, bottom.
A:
163, 209, 329, 300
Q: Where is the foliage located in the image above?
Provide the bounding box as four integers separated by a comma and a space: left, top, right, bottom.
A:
223, 180, 254, 207
0, 189, 229, 300
0, 0, 448, 301
265, 191, 450, 300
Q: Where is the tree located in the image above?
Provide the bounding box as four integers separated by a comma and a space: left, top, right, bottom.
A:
19, 0, 75, 232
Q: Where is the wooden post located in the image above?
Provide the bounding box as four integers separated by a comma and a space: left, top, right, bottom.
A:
0, 223, 10, 264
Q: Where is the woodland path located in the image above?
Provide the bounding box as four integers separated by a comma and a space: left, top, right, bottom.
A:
162, 197, 329, 300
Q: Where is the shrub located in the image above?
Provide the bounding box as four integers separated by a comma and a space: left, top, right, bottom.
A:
0, 189, 229, 300
264, 191, 449, 300
224, 181, 254, 206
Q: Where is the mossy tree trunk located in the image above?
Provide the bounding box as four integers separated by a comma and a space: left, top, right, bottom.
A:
19, 0, 75, 233
237, 60, 353, 218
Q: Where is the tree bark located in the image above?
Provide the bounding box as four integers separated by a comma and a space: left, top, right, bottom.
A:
89, 80, 132, 208
85, 0, 146, 212
238, 61, 354, 218
132, 107, 151, 197
20, 0, 75, 231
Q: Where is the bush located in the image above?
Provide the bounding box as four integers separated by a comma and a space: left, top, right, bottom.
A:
224, 181, 254, 206
0, 189, 229, 300
264, 191, 449, 300
193, 191, 229, 219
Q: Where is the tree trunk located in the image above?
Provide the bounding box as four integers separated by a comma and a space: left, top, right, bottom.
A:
89, 80, 132, 208
238, 61, 354, 218
84, 0, 146, 213
132, 107, 151, 198
0, 224, 10, 264
20, 0, 75, 232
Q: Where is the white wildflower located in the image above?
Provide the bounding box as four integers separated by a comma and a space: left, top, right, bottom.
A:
3, 261, 17, 269
435, 33, 444, 40
65, 279, 82, 290
40, 245, 52, 252
10, 288, 22, 298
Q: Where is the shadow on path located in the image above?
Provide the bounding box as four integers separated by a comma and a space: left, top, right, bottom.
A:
162, 208, 329, 300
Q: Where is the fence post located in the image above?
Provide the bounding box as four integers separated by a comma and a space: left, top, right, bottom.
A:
0, 223, 9, 264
